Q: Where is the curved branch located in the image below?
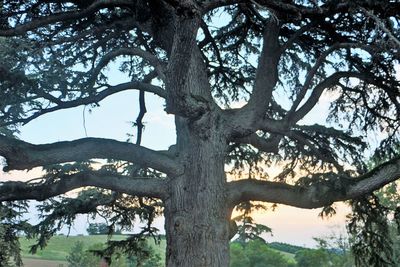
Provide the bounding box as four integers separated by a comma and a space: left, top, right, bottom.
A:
280, 23, 314, 52
0, 136, 181, 176
288, 43, 375, 115
228, 157, 400, 208
288, 71, 368, 124
0, 0, 133, 36
348, 157, 400, 198
90, 48, 166, 84
0, 80, 165, 127
0, 171, 168, 201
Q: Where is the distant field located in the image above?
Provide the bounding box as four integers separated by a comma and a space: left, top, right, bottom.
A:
20, 235, 166, 262
276, 249, 296, 259
20, 235, 295, 265
22, 258, 68, 267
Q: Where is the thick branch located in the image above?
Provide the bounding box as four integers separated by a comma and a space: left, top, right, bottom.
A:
222, 21, 280, 137
165, 13, 210, 117
0, 136, 181, 176
228, 157, 400, 208
238, 21, 280, 125
234, 134, 280, 154
0, 171, 167, 201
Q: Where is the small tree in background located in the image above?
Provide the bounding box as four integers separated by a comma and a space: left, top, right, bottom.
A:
66, 241, 89, 267
0, 202, 29, 267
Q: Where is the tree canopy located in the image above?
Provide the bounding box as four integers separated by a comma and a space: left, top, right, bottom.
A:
0, 1, 399, 266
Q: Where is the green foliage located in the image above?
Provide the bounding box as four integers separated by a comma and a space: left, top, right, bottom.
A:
295, 249, 330, 267
392, 224, 400, 265
230, 243, 251, 267
66, 239, 163, 267
125, 240, 163, 267
233, 200, 272, 244
230, 240, 295, 267
347, 151, 400, 267
235, 216, 271, 245
347, 195, 394, 267
66, 241, 96, 267
0, 201, 30, 267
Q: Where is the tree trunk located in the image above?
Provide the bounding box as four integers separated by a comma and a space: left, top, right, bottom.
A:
164, 117, 231, 267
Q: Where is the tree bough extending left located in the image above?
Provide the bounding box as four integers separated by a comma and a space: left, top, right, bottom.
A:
0, 1, 400, 266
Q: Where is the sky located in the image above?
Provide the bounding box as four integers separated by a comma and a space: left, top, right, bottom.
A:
0, 86, 354, 248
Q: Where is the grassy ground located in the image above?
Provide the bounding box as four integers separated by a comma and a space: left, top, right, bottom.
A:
20, 235, 166, 262
22, 258, 68, 267
20, 235, 293, 265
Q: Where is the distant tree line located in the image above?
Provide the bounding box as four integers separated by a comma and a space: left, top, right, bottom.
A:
86, 223, 121, 236
268, 242, 304, 255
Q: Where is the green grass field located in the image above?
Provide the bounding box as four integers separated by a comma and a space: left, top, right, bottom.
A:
20, 235, 166, 262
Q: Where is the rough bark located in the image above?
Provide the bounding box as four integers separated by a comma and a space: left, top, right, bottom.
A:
164, 116, 230, 267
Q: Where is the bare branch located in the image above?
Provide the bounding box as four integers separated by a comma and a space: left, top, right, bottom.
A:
135, 90, 147, 145
348, 157, 400, 198
0, 171, 167, 201
202, 0, 243, 12
228, 157, 400, 208
0, 136, 182, 176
